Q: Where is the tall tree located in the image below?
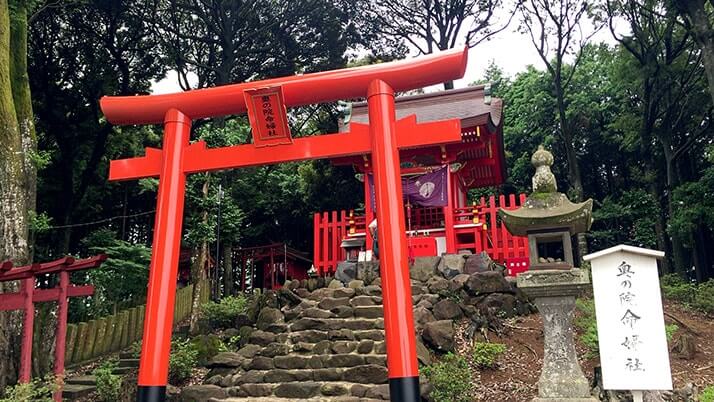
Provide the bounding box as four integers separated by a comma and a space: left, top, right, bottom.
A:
670, 0, 714, 106
607, 0, 712, 275
0, 0, 35, 389
359, 0, 516, 88
29, 0, 164, 256
517, 0, 601, 259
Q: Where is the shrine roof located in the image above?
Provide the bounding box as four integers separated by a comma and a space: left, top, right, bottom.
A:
335, 85, 506, 189
340, 85, 502, 131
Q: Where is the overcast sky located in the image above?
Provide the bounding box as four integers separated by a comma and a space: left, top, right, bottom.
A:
151, 14, 624, 95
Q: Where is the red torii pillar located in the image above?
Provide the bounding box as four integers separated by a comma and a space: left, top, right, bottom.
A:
101, 48, 468, 402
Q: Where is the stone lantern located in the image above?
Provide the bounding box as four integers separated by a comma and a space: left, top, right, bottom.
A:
499, 145, 596, 402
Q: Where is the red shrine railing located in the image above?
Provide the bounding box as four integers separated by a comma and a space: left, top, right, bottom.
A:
313, 194, 529, 274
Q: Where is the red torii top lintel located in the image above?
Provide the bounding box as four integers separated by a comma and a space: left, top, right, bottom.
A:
100, 47, 467, 125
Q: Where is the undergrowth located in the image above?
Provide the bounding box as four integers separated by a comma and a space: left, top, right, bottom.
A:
421, 353, 474, 402
0, 376, 56, 402
200, 295, 249, 329
169, 337, 199, 385
700, 385, 714, 402
472, 342, 506, 368
93, 360, 122, 402
661, 274, 714, 315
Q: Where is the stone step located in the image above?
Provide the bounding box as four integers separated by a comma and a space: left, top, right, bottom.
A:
220, 379, 390, 400
242, 354, 388, 372
111, 366, 135, 375
288, 318, 383, 332
65, 375, 96, 386
219, 398, 386, 402
119, 351, 135, 359
61, 383, 95, 399
118, 358, 140, 367
287, 329, 385, 344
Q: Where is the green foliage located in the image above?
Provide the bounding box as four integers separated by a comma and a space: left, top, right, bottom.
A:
700, 386, 714, 402
575, 298, 600, 357
661, 274, 714, 314
661, 274, 697, 304
591, 189, 659, 250
692, 280, 714, 315
69, 228, 151, 321
665, 324, 678, 343
472, 342, 506, 369
129, 340, 142, 359
225, 335, 242, 351
421, 353, 474, 402
200, 295, 249, 329
169, 338, 199, 385
92, 360, 122, 402
28, 210, 52, 234
670, 169, 714, 244
0, 376, 56, 402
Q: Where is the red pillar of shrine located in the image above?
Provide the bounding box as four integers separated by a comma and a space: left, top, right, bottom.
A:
363, 169, 373, 251
444, 167, 456, 253
19, 276, 35, 383
137, 109, 191, 402
367, 79, 420, 401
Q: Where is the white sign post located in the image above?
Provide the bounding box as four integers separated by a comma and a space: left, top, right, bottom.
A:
584, 244, 672, 398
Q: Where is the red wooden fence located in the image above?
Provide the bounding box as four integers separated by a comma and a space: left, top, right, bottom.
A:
313, 193, 529, 274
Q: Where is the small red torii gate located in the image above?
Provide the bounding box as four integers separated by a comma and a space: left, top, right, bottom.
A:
0, 255, 106, 401
101, 48, 468, 402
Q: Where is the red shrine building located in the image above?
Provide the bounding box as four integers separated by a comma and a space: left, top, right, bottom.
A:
313, 85, 529, 274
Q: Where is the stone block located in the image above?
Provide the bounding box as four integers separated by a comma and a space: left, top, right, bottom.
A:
410, 257, 440, 282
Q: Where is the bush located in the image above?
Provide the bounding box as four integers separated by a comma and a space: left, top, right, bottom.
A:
700, 386, 714, 402
665, 324, 678, 343
575, 298, 599, 357
661, 275, 714, 315
92, 360, 122, 402
692, 280, 714, 314
421, 353, 473, 402
661, 274, 696, 304
129, 340, 142, 358
0, 376, 56, 402
169, 338, 199, 385
472, 342, 506, 369
200, 295, 249, 329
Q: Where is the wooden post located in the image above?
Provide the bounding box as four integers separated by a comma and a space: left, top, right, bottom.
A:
443, 167, 456, 253
19, 277, 35, 383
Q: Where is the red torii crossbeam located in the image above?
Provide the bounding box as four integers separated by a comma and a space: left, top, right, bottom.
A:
0, 255, 106, 401
101, 47, 468, 402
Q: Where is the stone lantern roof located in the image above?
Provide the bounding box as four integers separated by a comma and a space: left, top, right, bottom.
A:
499, 146, 593, 236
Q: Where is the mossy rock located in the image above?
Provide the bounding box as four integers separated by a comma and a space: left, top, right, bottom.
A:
191, 334, 225, 366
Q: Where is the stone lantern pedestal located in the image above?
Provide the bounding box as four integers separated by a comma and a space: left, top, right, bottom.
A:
518, 269, 596, 402
499, 146, 597, 402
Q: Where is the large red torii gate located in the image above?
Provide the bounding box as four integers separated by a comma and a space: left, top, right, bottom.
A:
101, 48, 468, 402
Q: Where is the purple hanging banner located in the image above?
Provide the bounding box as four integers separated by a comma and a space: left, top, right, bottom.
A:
368, 166, 448, 210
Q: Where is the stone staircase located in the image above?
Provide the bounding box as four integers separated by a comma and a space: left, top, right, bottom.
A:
62, 351, 139, 400
164, 254, 531, 401
199, 284, 401, 401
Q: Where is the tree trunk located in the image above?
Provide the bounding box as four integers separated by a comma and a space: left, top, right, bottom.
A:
9, 0, 35, 261
188, 175, 211, 334
682, 0, 714, 107
223, 242, 233, 296
0, 0, 30, 389
553, 78, 587, 261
